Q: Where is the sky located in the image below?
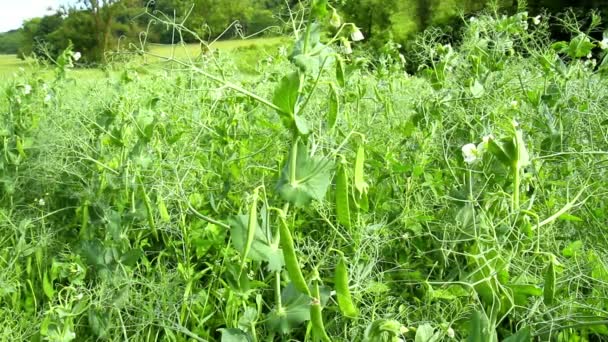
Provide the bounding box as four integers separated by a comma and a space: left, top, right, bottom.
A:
0, 0, 72, 33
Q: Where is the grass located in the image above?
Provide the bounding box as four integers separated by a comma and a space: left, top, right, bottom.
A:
0, 54, 26, 76
0, 37, 286, 78
1, 9, 608, 342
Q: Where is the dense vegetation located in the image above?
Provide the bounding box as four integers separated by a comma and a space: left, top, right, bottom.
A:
0, 29, 22, 54
2, 1, 608, 341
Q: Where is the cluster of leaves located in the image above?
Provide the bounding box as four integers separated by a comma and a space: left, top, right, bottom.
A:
1, 3, 608, 342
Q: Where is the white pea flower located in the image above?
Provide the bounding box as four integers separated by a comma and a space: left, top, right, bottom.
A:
351, 27, 364, 42
75, 293, 84, 300
469, 16, 476, 22
23, 84, 32, 95
38, 198, 46, 206
587, 52, 593, 59
462, 143, 479, 164
600, 38, 608, 50
447, 327, 455, 338
510, 100, 519, 108
73, 51, 81, 61
533, 15, 541, 25
482, 134, 494, 144
44, 94, 52, 102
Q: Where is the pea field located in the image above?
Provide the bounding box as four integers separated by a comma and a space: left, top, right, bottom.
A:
1, 4, 608, 342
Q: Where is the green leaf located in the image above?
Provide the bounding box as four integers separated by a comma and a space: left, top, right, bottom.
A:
89, 308, 110, 338
558, 213, 583, 222
416, 323, 441, 342
219, 328, 252, 342
229, 215, 284, 272
267, 283, 311, 334
503, 327, 531, 342
467, 310, 495, 342
364, 319, 401, 342
562, 240, 583, 257
509, 284, 542, 306
488, 137, 516, 167
272, 72, 300, 118
568, 34, 595, 58
277, 141, 333, 207
311, 0, 328, 19
294, 115, 310, 135
119, 248, 142, 267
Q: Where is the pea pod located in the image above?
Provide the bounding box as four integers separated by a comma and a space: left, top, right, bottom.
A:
328, 83, 339, 130
157, 195, 170, 222
335, 254, 358, 318
544, 255, 556, 306
311, 277, 332, 342
278, 215, 310, 296
240, 188, 259, 275
353, 144, 368, 195
138, 174, 158, 240
335, 162, 351, 228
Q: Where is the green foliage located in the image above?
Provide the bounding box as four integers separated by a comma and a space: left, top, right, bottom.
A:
2, 4, 608, 342
0, 30, 22, 54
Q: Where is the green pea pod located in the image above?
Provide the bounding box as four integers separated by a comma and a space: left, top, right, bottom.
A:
335, 255, 358, 318
157, 195, 170, 222
544, 256, 556, 306
328, 83, 339, 130
311, 278, 332, 342
335, 163, 351, 228
240, 188, 259, 275
279, 215, 310, 296
354, 144, 368, 195
138, 174, 158, 240
336, 57, 345, 87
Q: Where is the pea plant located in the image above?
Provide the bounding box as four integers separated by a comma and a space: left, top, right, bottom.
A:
2, 3, 608, 342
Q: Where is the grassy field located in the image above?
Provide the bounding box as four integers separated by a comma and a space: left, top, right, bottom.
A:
0, 54, 26, 75
1, 10, 608, 342
0, 37, 286, 78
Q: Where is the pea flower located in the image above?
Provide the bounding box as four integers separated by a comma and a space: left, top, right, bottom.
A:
341, 38, 353, 54
73, 51, 81, 61
447, 327, 455, 338
351, 27, 364, 42
533, 15, 541, 25
330, 9, 341, 28
23, 84, 32, 95
599, 38, 608, 50
462, 143, 479, 164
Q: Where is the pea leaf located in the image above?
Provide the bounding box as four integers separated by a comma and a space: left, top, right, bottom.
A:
415, 323, 441, 342
277, 141, 333, 207
229, 215, 284, 272
267, 282, 311, 334
273, 72, 300, 118
503, 327, 531, 342
219, 328, 252, 342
